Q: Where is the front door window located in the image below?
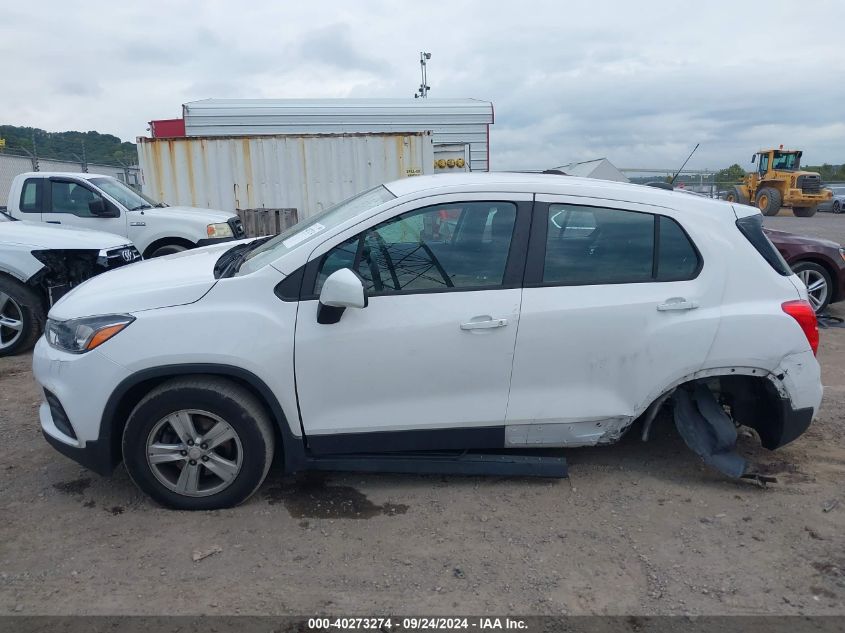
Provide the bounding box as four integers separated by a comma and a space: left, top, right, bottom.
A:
316, 201, 518, 295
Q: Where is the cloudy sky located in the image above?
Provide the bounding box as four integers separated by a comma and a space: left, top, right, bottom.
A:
2, 0, 844, 172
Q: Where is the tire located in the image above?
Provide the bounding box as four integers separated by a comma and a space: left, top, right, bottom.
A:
833, 201, 841, 214
792, 261, 832, 314
756, 187, 782, 216
726, 186, 749, 205
793, 206, 818, 218
148, 243, 189, 258
0, 276, 45, 357
122, 376, 275, 510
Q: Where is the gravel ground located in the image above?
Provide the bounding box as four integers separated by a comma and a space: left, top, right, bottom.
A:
1, 217, 844, 616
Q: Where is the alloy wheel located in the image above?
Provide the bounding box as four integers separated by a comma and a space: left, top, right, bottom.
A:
146, 409, 243, 497
797, 269, 829, 312
0, 292, 24, 351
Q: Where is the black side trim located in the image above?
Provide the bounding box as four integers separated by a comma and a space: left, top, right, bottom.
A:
100, 364, 307, 472
736, 214, 791, 276
316, 303, 345, 324
42, 431, 113, 477
196, 236, 235, 247
307, 452, 567, 478
774, 405, 814, 449
274, 266, 305, 301
307, 426, 506, 455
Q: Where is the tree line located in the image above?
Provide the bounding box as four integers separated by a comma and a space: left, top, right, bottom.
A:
0, 125, 137, 166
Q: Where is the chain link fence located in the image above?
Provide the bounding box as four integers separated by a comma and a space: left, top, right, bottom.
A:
0, 149, 140, 206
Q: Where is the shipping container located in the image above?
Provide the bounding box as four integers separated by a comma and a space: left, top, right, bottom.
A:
181, 98, 493, 172
137, 132, 434, 219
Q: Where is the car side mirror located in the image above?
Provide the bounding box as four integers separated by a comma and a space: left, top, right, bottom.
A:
751, 154, 757, 164
89, 198, 119, 218
317, 268, 368, 324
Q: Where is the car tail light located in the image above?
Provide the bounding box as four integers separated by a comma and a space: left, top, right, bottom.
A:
782, 300, 819, 355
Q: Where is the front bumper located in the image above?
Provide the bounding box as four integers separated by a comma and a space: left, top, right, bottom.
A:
41, 414, 114, 476
786, 188, 833, 204
33, 337, 129, 474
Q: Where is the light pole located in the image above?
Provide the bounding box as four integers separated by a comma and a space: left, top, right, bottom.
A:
414, 52, 431, 99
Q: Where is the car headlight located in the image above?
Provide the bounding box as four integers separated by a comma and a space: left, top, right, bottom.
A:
206, 223, 234, 239
46, 315, 135, 354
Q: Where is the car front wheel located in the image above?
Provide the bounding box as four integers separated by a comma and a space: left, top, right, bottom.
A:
122, 377, 275, 510
0, 277, 45, 357
792, 261, 832, 314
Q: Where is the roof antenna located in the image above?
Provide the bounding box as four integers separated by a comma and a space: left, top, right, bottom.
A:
669, 143, 699, 185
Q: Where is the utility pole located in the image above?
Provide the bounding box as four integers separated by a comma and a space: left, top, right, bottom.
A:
414, 52, 431, 99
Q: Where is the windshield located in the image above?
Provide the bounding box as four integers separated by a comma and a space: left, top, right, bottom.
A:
236, 185, 396, 276
89, 177, 161, 210
771, 151, 800, 171
831, 186, 845, 195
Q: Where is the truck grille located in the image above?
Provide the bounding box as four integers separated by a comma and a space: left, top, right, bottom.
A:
228, 217, 246, 239
797, 174, 822, 194
98, 245, 142, 270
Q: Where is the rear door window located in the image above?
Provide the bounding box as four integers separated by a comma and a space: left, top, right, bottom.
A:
543, 205, 654, 285
540, 203, 701, 285
19, 178, 42, 213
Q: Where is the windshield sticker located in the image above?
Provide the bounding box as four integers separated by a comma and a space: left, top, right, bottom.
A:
282, 223, 326, 248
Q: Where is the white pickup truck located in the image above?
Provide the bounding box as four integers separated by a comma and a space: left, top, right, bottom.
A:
5, 173, 246, 258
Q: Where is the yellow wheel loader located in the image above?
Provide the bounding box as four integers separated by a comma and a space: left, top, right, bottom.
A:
725, 148, 832, 217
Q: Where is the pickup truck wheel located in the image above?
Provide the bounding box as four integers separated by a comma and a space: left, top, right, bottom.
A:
792, 262, 832, 313
148, 244, 189, 258
0, 277, 44, 357
756, 188, 782, 216
122, 377, 275, 510
792, 206, 818, 218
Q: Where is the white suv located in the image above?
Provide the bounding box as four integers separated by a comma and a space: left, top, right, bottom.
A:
32, 174, 823, 510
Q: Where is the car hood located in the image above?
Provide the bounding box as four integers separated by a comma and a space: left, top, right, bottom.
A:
763, 228, 841, 250
132, 206, 234, 223
0, 220, 132, 250
50, 241, 237, 319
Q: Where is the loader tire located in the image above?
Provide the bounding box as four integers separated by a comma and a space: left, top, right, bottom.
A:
726, 186, 749, 205
756, 188, 782, 216
792, 206, 817, 218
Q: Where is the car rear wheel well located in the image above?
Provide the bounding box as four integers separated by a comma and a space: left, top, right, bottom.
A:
646, 373, 785, 449
142, 237, 195, 259
104, 368, 293, 471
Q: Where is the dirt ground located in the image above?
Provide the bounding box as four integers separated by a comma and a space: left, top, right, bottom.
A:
1, 215, 844, 616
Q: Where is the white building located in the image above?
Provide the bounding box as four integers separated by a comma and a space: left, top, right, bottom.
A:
552, 158, 629, 182
181, 98, 494, 172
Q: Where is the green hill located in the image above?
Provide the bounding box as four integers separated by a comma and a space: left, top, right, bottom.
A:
0, 125, 137, 165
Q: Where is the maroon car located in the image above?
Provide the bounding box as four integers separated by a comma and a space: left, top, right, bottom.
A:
764, 228, 845, 313
658, 184, 844, 313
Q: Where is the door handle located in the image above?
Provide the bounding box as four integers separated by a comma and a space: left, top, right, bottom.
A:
460, 318, 508, 330
46, 220, 61, 224
656, 298, 699, 311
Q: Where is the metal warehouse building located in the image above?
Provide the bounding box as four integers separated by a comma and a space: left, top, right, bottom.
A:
177, 98, 494, 172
